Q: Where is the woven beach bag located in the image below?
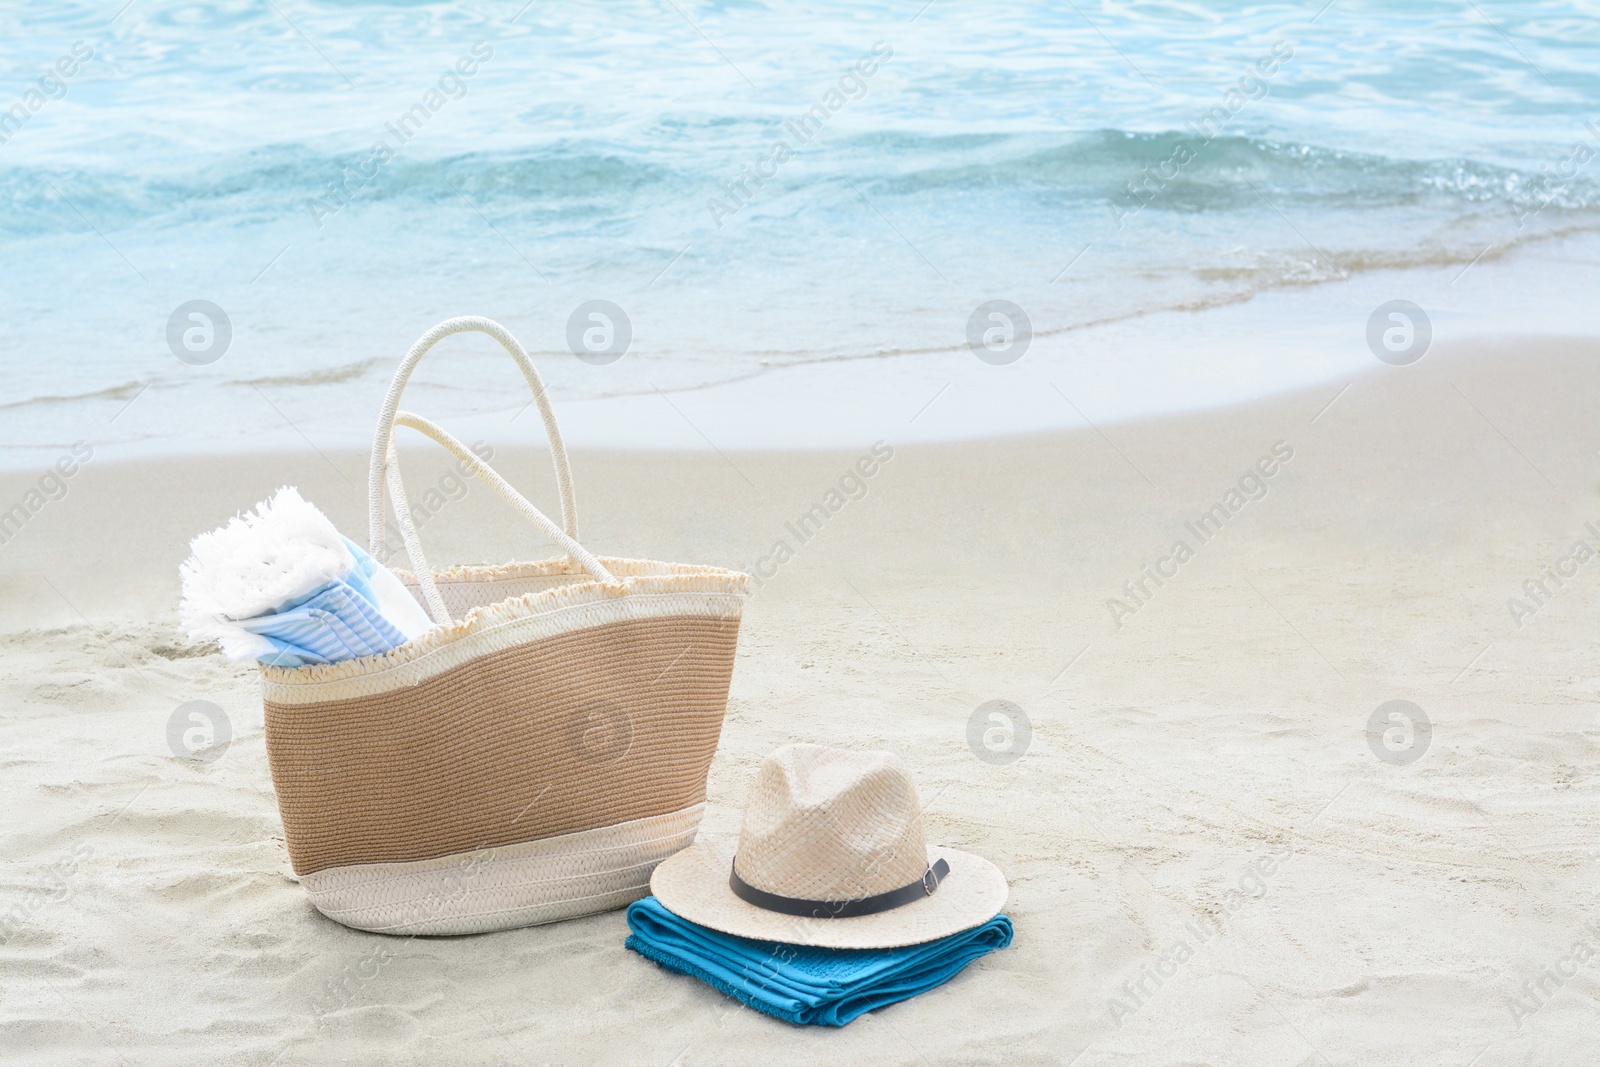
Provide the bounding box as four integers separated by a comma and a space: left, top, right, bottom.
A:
259, 316, 749, 935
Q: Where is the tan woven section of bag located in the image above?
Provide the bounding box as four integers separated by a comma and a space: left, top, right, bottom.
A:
265, 613, 740, 875
255, 317, 750, 934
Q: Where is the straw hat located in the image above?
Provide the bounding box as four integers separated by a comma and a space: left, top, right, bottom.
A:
650, 743, 1007, 948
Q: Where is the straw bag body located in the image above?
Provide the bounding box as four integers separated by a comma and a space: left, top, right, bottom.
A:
258, 317, 748, 935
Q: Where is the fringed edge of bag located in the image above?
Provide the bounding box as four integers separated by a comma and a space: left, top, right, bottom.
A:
258, 557, 749, 687
399, 556, 721, 586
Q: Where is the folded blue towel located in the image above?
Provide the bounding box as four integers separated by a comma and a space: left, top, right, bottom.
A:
625, 896, 1013, 1026
235, 539, 410, 666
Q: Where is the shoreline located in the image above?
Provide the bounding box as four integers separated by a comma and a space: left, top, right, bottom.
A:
5, 331, 1597, 634
3, 230, 1598, 470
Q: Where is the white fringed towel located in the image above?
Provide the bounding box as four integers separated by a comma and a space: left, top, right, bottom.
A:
179, 486, 432, 663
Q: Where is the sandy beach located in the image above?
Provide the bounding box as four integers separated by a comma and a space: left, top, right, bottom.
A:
6, 1, 1598, 1060
2, 334, 1597, 1065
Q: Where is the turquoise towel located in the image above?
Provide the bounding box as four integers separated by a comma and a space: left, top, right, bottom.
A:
625, 896, 1013, 1026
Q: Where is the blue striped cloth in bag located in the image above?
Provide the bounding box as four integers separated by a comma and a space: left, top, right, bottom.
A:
181, 486, 434, 666
235, 539, 410, 667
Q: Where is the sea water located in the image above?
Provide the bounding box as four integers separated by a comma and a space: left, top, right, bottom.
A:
1, 0, 1597, 464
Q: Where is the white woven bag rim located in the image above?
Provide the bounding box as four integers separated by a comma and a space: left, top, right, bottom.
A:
258, 556, 748, 698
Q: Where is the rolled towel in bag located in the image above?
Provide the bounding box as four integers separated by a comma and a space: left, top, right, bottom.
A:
179, 485, 433, 665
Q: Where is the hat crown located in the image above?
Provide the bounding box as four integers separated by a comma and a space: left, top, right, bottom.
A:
734, 744, 929, 902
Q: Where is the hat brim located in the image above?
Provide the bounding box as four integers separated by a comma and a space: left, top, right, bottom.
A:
650, 837, 1008, 949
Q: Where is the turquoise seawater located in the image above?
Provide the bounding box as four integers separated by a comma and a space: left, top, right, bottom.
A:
1, 1, 1598, 460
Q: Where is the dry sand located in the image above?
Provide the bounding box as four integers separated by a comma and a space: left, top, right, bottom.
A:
1, 336, 1597, 1065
